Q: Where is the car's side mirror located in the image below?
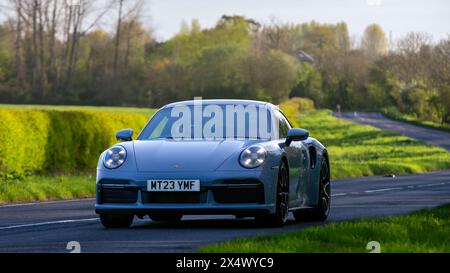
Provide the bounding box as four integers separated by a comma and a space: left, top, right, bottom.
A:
116, 129, 133, 142
285, 128, 309, 146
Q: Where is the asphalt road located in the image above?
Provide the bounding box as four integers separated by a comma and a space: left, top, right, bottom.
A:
336, 112, 450, 151
1, 170, 450, 253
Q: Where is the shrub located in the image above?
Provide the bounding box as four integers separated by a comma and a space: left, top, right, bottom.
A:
289, 97, 315, 112
0, 109, 148, 176
279, 97, 315, 127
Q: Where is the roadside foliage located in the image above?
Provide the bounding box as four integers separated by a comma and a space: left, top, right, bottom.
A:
298, 110, 450, 179
0, 109, 148, 177
0, 98, 449, 203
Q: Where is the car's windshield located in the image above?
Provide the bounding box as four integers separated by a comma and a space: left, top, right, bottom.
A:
138, 104, 274, 140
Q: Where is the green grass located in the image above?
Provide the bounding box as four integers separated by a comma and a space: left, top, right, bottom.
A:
0, 174, 95, 204
297, 110, 450, 179
0, 104, 156, 117
382, 107, 450, 133
199, 204, 450, 253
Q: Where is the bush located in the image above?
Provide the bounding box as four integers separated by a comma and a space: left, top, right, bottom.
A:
289, 97, 315, 112
0, 109, 148, 176
279, 97, 315, 128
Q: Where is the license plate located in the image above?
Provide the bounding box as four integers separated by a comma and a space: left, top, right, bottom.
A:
147, 180, 200, 192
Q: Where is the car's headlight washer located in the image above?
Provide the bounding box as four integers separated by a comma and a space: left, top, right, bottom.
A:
239, 146, 266, 168
103, 146, 127, 169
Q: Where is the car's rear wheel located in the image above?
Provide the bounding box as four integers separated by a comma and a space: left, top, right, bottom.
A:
99, 213, 134, 228
256, 160, 289, 227
149, 213, 183, 222
293, 159, 330, 222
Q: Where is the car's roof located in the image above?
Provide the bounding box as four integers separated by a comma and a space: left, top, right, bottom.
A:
164, 99, 278, 109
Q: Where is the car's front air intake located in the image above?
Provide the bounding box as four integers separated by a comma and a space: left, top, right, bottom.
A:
101, 188, 138, 204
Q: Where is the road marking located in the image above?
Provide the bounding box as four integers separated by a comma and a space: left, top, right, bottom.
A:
331, 193, 347, 197
421, 182, 446, 187
364, 187, 402, 193
334, 181, 450, 197
0, 198, 95, 208
0, 218, 99, 231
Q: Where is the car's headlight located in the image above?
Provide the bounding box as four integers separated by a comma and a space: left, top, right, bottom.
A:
103, 146, 127, 169
239, 146, 266, 168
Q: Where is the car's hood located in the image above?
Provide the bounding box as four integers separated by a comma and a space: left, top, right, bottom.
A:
133, 140, 250, 172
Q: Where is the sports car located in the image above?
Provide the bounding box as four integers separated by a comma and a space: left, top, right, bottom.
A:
95, 99, 330, 228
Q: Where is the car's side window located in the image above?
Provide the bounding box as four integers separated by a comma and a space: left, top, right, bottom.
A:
276, 110, 291, 139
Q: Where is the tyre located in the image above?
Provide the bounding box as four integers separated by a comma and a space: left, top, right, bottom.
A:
149, 213, 183, 222
100, 213, 134, 228
256, 160, 289, 227
293, 159, 330, 222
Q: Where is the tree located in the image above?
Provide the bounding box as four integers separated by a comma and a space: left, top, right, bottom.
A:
259, 50, 301, 103
431, 36, 450, 123
361, 24, 388, 61
290, 63, 323, 105
0, 9, 449, 128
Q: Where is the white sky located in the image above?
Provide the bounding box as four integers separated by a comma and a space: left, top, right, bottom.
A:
147, 0, 450, 42
1, 0, 449, 42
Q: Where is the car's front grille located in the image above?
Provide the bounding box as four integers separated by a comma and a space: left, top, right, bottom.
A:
142, 192, 203, 204
101, 188, 138, 204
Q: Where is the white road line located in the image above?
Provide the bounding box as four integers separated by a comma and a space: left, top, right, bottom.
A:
422, 182, 446, 187
404, 182, 449, 189
336, 182, 450, 196
331, 193, 347, 197
0, 218, 99, 231
0, 198, 95, 208
364, 187, 402, 193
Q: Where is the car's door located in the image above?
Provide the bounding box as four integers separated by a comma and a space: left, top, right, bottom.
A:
298, 141, 310, 206
275, 110, 303, 207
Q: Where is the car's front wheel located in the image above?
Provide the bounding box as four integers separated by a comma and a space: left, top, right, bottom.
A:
256, 160, 289, 227
99, 213, 134, 228
149, 213, 183, 222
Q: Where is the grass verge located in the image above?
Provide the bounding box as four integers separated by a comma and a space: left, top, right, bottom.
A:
381, 107, 450, 133
199, 204, 450, 253
298, 110, 450, 179
0, 174, 95, 204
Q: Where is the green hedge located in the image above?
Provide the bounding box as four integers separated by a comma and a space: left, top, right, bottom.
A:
279, 97, 316, 128
0, 109, 148, 176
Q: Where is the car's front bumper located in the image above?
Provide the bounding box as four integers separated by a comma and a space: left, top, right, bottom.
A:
95, 169, 278, 216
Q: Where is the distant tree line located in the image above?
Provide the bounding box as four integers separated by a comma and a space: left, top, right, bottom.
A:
0, 1, 449, 124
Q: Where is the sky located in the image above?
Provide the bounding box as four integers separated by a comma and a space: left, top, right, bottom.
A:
0, 0, 448, 42
147, 0, 450, 42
